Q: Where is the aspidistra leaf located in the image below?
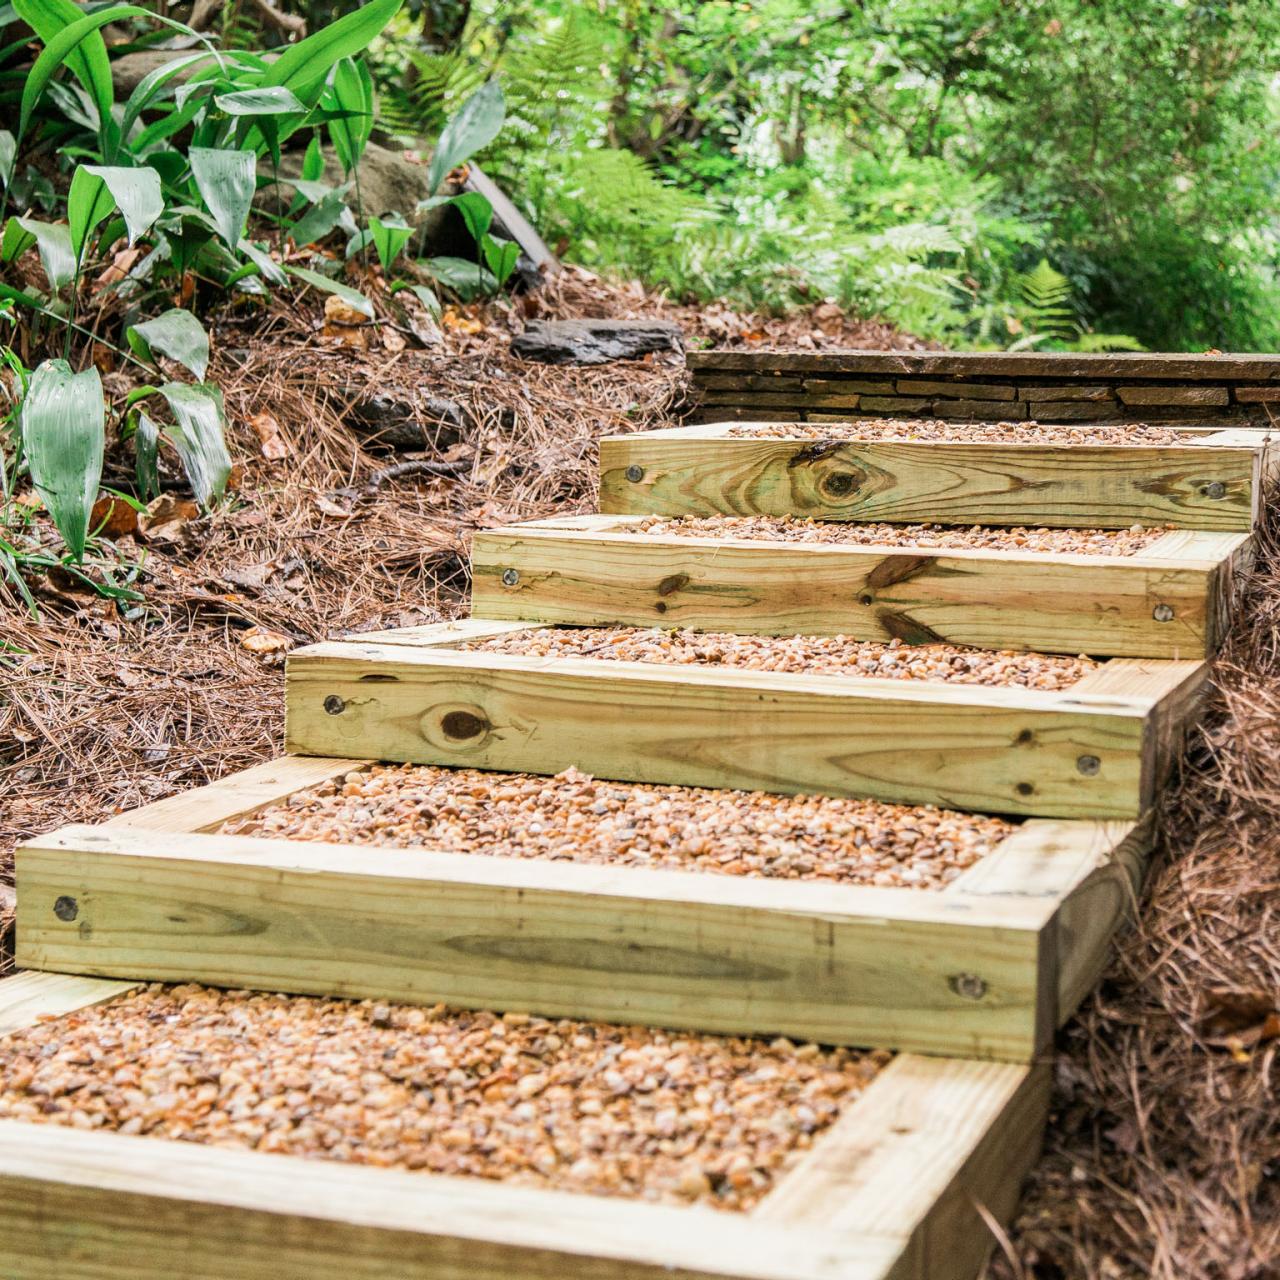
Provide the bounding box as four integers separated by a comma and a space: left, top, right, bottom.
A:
20, 358, 104, 560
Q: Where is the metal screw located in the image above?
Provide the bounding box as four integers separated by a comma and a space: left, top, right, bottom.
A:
1203, 481, 1227, 499
53, 895, 78, 922
1077, 754, 1102, 777
323, 695, 346, 716
625, 464, 644, 483
949, 973, 988, 1001
501, 568, 520, 587
1152, 603, 1175, 622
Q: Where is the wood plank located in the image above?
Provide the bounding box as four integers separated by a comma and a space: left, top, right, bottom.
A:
285, 642, 1161, 818
947, 817, 1152, 1025
0, 1120, 896, 1280
686, 350, 1280, 381
106, 755, 369, 833
598, 431, 1262, 531
759, 1055, 1050, 1280
0, 970, 138, 1036
16, 824, 1053, 1059
468, 521, 1231, 659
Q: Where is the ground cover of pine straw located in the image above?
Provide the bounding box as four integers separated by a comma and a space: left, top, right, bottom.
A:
1, 270, 1276, 1278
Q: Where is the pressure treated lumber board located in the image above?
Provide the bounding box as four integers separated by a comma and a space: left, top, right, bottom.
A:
469, 516, 1251, 659
283, 620, 1208, 819
0, 971, 1047, 1280
17, 755, 1151, 1060
598, 423, 1273, 530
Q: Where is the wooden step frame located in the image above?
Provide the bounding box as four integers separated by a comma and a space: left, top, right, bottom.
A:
470, 515, 1251, 660
598, 422, 1275, 531
283, 620, 1206, 820
0, 971, 1047, 1280
17, 754, 1150, 1061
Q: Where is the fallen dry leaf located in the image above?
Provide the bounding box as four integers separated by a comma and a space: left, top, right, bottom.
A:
314, 494, 354, 518
321, 321, 369, 349
442, 306, 483, 335
380, 325, 407, 353
1197, 987, 1280, 1053
95, 247, 141, 290
324, 292, 370, 327
248, 411, 291, 461
138, 492, 200, 541
239, 626, 292, 655
90, 495, 139, 539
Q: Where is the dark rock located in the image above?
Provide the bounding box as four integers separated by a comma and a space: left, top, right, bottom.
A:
511, 319, 684, 365
345, 392, 469, 452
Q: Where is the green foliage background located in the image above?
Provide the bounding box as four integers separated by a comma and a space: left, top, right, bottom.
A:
374, 0, 1280, 350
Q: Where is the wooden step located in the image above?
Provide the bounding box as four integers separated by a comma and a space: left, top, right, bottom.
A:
16, 756, 1150, 1059
0, 970, 1048, 1280
283, 620, 1206, 820
469, 516, 1250, 659
599, 423, 1274, 531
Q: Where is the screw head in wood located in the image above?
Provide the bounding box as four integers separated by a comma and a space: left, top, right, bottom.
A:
502, 568, 520, 587
1152, 603, 1175, 622
625, 464, 644, 483
1077, 754, 1102, 776
948, 973, 988, 1000
1203, 481, 1227, 499
53, 895, 78, 922
323, 695, 346, 715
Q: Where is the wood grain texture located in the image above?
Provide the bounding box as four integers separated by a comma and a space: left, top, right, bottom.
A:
0, 1119, 896, 1280
285, 642, 1162, 818
105, 755, 370, 833
0, 970, 138, 1036
760, 1055, 1050, 1280
598, 431, 1261, 530
16, 824, 1052, 1059
948, 816, 1154, 1026
468, 519, 1237, 659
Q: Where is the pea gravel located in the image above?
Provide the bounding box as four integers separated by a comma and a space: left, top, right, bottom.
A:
634, 513, 1167, 556
224, 764, 1016, 889
0, 984, 889, 1211
465, 625, 1095, 692
723, 419, 1191, 445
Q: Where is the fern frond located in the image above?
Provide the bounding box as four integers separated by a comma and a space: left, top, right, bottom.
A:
1073, 331, 1146, 352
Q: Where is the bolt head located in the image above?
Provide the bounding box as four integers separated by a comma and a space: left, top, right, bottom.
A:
1152, 603, 1175, 623
1077, 754, 1102, 777
948, 972, 988, 1000
625, 464, 644, 483
1204, 481, 1227, 500
501, 568, 520, 587
323, 694, 346, 716
53, 895, 78, 922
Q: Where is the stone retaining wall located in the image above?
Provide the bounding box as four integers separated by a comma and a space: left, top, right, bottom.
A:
686, 351, 1280, 425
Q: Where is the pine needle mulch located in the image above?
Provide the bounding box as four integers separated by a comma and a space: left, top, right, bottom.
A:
989, 500, 1280, 1280
2, 272, 1274, 1278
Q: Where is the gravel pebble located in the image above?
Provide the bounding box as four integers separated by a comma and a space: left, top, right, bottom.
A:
225, 764, 1016, 889
0, 984, 889, 1211
723, 419, 1190, 446
634, 514, 1167, 556
465, 626, 1095, 692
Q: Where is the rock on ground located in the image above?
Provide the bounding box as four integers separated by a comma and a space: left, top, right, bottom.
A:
512, 319, 684, 365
